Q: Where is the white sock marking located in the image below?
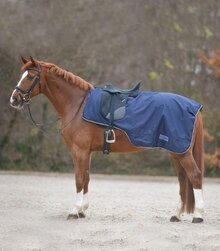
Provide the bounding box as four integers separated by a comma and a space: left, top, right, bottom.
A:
75, 190, 83, 208
193, 189, 204, 218
83, 193, 89, 211
74, 191, 89, 214
174, 195, 183, 219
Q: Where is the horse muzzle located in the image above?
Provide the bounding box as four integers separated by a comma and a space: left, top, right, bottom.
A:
10, 94, 24, 110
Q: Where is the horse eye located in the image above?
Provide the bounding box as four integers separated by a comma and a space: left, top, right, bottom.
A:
27, 74, 34, 80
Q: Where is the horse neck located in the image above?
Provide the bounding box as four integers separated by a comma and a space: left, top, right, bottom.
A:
42, 71, 87, 119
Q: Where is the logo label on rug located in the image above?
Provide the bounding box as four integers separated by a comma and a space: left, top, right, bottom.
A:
159, 134, 169, 142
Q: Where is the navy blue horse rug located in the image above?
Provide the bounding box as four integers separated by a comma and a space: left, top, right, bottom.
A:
82, 87, 202, 154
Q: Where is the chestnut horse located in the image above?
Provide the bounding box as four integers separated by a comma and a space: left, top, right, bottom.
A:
10, 57, 205, 223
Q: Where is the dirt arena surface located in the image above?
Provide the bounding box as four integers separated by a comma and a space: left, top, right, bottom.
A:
0, 171, 219, 251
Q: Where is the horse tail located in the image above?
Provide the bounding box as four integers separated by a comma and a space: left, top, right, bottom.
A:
193, 112, 205, 180
184, 112, 204, 213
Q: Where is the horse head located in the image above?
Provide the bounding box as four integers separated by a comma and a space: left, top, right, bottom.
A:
10, 56, 43, 109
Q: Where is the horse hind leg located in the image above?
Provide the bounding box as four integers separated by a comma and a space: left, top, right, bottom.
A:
178, 152, 204, 223
171, 114, 205, 223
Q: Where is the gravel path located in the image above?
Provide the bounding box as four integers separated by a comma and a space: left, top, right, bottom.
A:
0, 172, 219, 251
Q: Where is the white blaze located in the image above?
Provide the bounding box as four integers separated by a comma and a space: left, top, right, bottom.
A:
10, 71, 28, 104
17, 70, 28, 87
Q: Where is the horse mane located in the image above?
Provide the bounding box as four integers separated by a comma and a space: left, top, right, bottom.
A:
21, 60, 94, 91
199, 50, 220, 77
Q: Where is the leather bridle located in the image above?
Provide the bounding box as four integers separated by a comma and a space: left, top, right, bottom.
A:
15, 68, 41, 104
13, 67, 88, 133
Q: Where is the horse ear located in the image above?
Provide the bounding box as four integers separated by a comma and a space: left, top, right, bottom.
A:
21, 56, 28, 64
30, 56, 38, 67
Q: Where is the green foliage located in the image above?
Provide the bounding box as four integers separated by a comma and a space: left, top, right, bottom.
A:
174, 23, 183, 33
148, 71, 162, 81
49, 162, 71, 172
163, 58, 174, 70
177, 41, 184, 50
91, 151, 175, 176
204, 26, 213, 39
16, 141, 32, 154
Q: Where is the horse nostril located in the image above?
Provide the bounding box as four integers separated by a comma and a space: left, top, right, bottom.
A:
12, 96, 18, 105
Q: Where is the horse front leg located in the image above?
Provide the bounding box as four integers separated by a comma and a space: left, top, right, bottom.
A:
170, 156, 185, 222
68, 148, 91, 219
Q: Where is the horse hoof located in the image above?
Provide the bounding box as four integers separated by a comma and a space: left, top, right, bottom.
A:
78, 212, 86, 218
170, 216, 181, 222
192, 217, 203, 223
67, 213, 79, 220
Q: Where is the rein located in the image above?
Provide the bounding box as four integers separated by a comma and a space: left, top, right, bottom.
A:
24, 102, 60, 133
23, 90, 88, 134
60, 92, 89, 132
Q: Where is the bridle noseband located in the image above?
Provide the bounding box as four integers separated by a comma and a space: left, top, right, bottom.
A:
15, 68, 41, 103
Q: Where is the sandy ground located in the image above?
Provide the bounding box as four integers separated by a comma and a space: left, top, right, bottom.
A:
0, 172, 219, 251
